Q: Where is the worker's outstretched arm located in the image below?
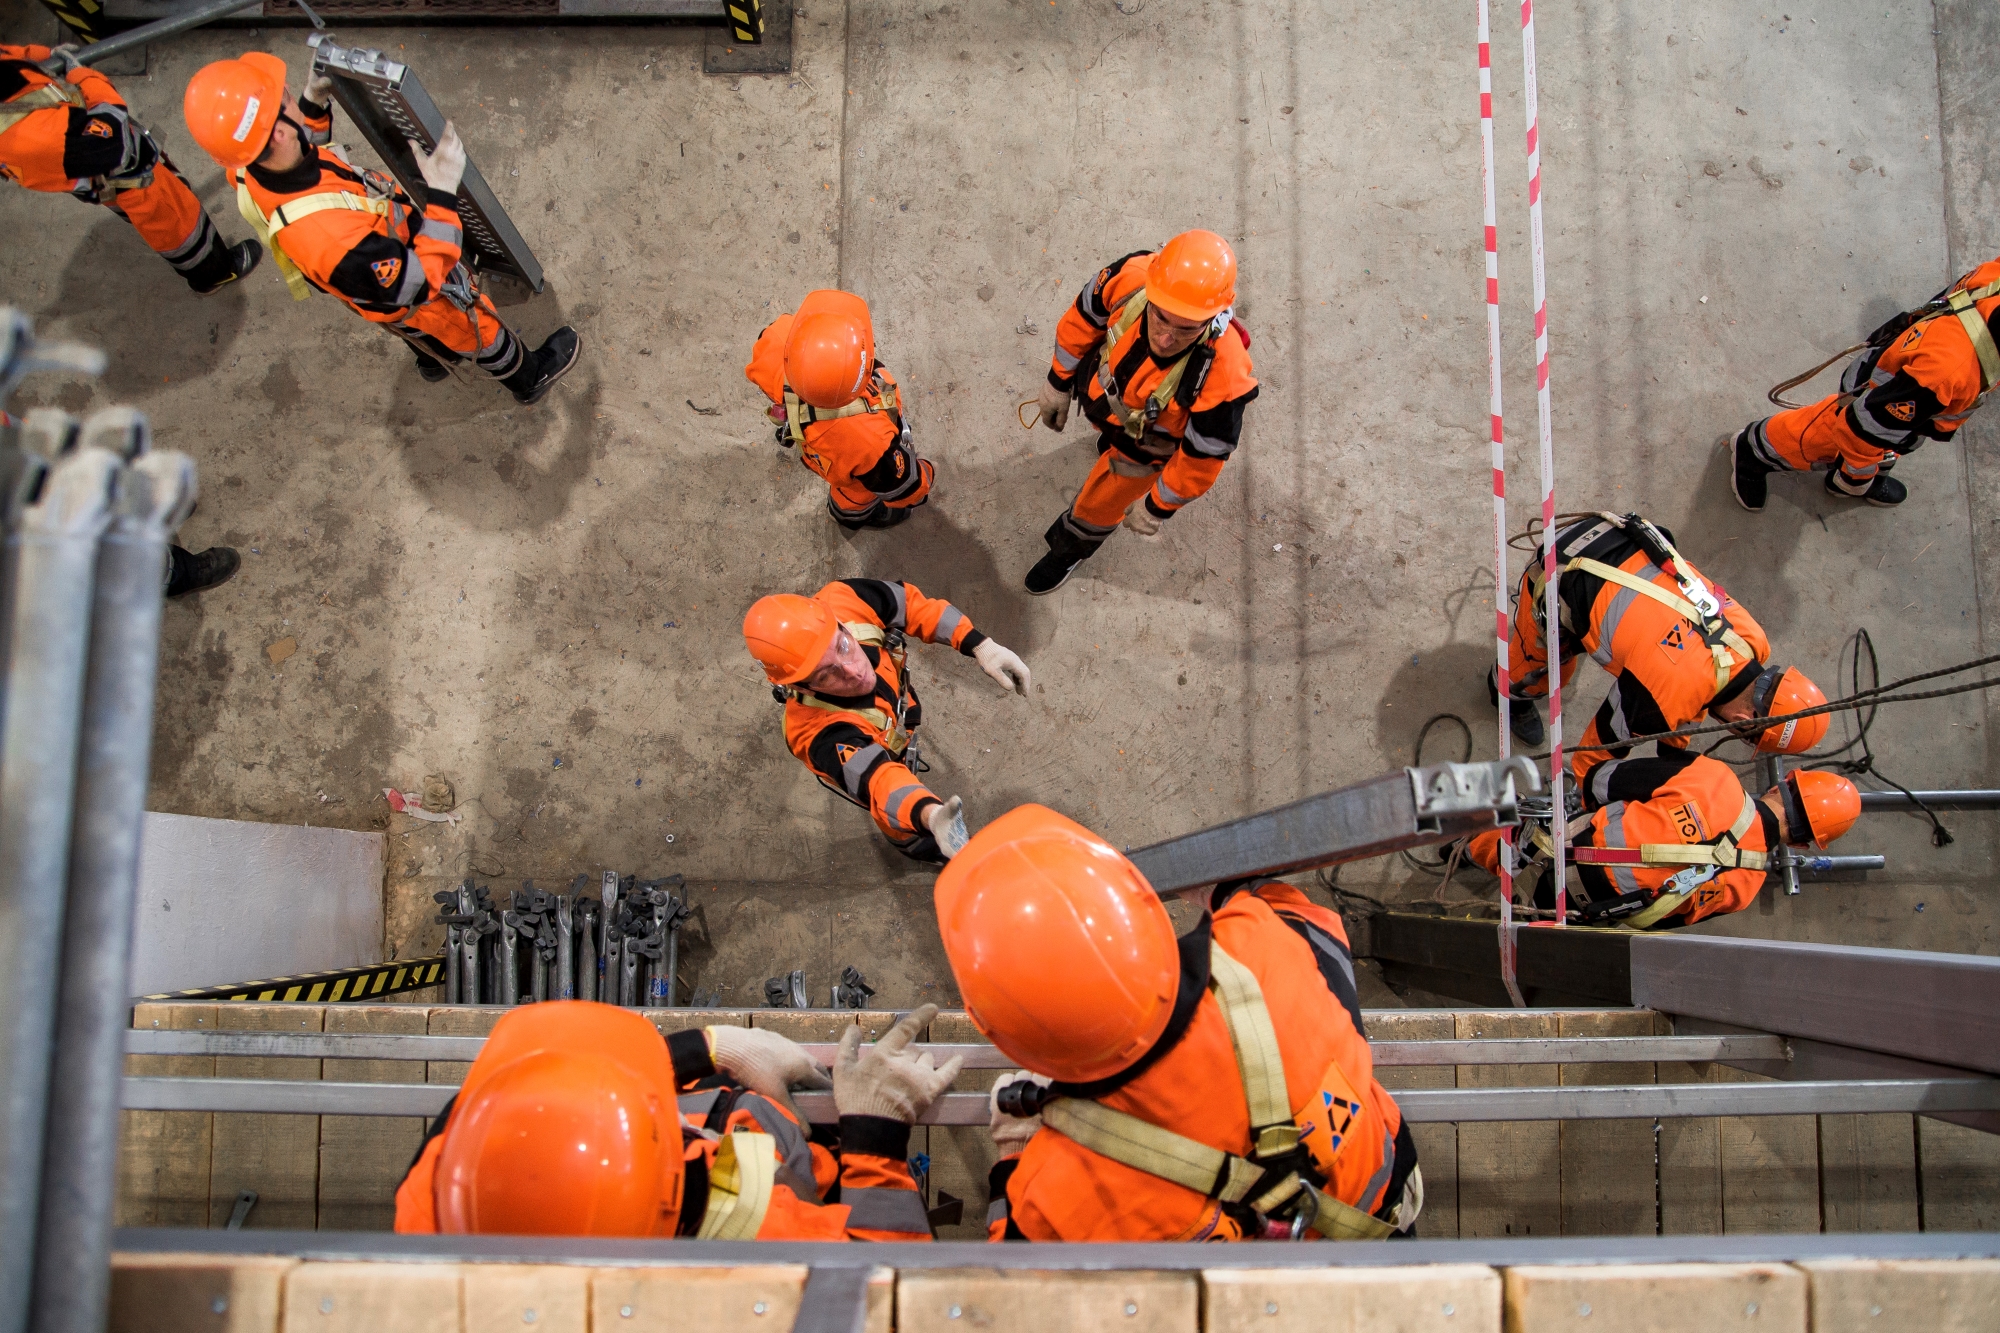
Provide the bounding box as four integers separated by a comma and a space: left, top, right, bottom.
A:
806, 720, 939, 846
1146, 389, 1256, 521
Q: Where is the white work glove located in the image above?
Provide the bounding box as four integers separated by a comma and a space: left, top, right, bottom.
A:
973, 639, 1031, 696
707, 1025, 833, 1105
302, 71, 335, 107
1035, 380, 1071, 432
1122, 501, 1163, 538
924, 795, 968, 859
988, 1071, 1052, 1157
410, 122, 466, 194
834, 1004, 964, 1123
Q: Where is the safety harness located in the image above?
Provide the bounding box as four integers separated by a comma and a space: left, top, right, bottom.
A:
1038, 942, 1413, 1241
694, 1129, 777, 1239
776, 622, 917, 804
233, 165, 393, 302
0, 79, 153, 198
1527, 512, 1756, 691
781, 374, 903, 449
1092, 292, 1230, 442
1561, 792, 1764, 928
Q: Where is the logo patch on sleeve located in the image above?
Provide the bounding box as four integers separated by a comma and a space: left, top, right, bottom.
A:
835, 742, 859, 767
370, 257, 403, 288
84, 119, 115, 139
1659, 623, 1687, 652
1884, 400, 1917, 423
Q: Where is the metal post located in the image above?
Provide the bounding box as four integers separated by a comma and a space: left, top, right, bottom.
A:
554, 892, 575, 1001
574, 894, 597, 1004
45, 0, 263, 72
1756, 754, 1801, 896
1859, 790, 2000, 811
0, 442, 119, 1333
499, 896, 522, 1007
29, 444, 192, 1333
600, 871, 621, 999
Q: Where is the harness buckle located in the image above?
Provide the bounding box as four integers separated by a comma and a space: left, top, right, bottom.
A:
1253, 1123, 1302, 1158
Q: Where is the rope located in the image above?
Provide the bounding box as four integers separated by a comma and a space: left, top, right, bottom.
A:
1767, 342, 1868, 409
1017, 398, 1040, 430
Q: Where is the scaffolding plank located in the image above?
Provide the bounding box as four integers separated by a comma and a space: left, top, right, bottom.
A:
1916, 1117, 2000, 1230
1798, 1259, 2000, 1331
1201, 1265, 1499, 1332
1454, 1010, 1559, 1238
1656, 1012, 1724, 1237
898, 1270, 1196, 1333
923, 1010, 1001, 1242
284, 1261, 458, 1333
1366, 1011, 1458, 1239
589, 1266, 810, 1331
317, 1005, 426, 1232
207, 1004, 322, 1230
1718, 1067, 1819, 1234
108, 1252, 294, 1333
1503, 1262, 1805, 1333
1559, 1009, 1657, 1237
117, 1002, 215, 1229
462, 1263, 591, 1333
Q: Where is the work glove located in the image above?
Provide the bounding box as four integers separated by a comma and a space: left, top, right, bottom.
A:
302, 71, 335, 108
973, 639, 1031, 696
1035, 381, 1072, 432
410, 122, 466, 195
988, 1071, 1052, 1157
707, 1026, 833, 1105
834, 1003, 964, 1123
1122, 500, 1163, 538
924, 795, 968, 859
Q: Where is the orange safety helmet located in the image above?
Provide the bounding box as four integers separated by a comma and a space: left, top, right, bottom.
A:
1781, 770, 1860, 848
934, 804, 1180, 1083
783, 290, 875, 409
1145, 230, 1237, 322
743, 592, 838, 685
433, 1002, 685, 1236
1750, 665, 1829, 754
183, 53, 289, 169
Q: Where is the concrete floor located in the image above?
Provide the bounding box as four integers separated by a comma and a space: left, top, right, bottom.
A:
3, 0, 1995, 1006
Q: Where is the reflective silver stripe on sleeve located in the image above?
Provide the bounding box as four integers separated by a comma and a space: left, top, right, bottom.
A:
842, 1186, 932, 1234
1603, 681, 1634, 743
1359, 1126, 1395, 1212
1182, 421, 1233, 458
1602, 804, 1641, 893
741, 1094, 823, 1203
391, 254, 430, 307
1589, 759, 1625, 807
842, 742, 887, 798
1588, 564, 1658, 667
886, 581, 908, 629
416, 217, 462, 248
934, 605, 965, 643
1154, 474, 1192, 507
1055, 345, 1083, 372
1297, 921, 1357, 998
986, 1197, 1010, 1227
881, 784, 928, 830
677, 1089, 724, 1117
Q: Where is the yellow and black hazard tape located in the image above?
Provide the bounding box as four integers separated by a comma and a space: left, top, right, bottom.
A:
727, 0, 764, 44
140, 955, 448, 1005
35, 0, 107, 43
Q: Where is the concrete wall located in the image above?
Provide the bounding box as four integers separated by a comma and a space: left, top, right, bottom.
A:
132, 813, 384, 996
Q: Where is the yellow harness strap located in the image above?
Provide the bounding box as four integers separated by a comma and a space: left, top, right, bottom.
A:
233, 170, 395, 303
1564, 556, 1754, 691
1623, 794, 1763, 929
781, 621, 911, 755
695, 1129, 777, 1240
0, 80, 82, 136
1095, 292, 1206, 441
782, 377, 902, 448
1039, 942, 1400, 1242
1944, 278, 2000, 394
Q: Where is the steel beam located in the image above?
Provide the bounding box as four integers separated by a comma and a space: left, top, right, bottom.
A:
54, 0, 262, 70
1127, 757, 1534, 895
1630, 934, 2000, 1079
1368, 911, 1635, 1006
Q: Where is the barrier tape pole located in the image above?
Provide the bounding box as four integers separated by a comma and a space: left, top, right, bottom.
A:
1520, 0, 1564, 926
1479, 0, 1525, 1006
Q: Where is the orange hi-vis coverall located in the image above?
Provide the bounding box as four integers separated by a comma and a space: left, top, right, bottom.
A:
1, 47, 238, 291
1741, 256, 2000, 492
1467, 751, 1776, 929
987, 881, 1419, 1242
1042, 250, 1259, 561
1503, 514, 1769, 780
395, 1025, 932, 1241
780, 578, 988, 864
235, 96, 526, 380
745, 315, 934, 528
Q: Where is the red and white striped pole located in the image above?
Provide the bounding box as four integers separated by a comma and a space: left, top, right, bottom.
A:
1477, 0, 1525, 1002
1520, 0, 1565, 925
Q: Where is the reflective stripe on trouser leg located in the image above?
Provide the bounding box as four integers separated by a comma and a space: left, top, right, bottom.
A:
156, 211, 221, 274
1065, 450, 1157, 538
473, 324, 524, 380
827, 490, 883, 527
1748, 397, 1856, 473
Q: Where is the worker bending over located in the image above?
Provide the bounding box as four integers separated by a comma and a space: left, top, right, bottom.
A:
938, 805, 1422, 1242
2, 46, 259, 295
744, 579, 1028, 863
396, 1000, 959, 1239
183, 53, 579, 404
1731, 255, 2000, 510
746, 290, 934, 530
1026, 230, 1257, 594
1463, 754, 1859, 928
1489, 511, 1826, 777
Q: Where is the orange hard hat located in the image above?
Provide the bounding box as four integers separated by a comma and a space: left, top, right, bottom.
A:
1145, 230, 1237, 322
934, 804, 1180, 1083
743, 592, 837, 685
1750, 665, 1829, 754
783, 290, 875, 409
433, 1002, 684, 1236
184, 53, 289, 169
1782, 770, 1860, 847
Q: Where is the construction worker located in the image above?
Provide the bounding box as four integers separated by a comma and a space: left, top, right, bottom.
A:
742, 578, 1030, 864
181, 53, 580, 403
1488, 511, 1827, 777
1461, 754, 1860, 928
938, 805, 1422, 1242
1730, 256, 2000, 510
1025, 230, 1258, 595
1, 45, 259, 295
394, 999, 959, 1239
745, 290, 934, 530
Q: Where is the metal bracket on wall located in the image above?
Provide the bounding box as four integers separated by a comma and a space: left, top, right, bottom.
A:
307, 34, 545, 292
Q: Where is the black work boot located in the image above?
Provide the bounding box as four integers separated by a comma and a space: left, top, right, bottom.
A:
413, 350, 451, 383
189, 239, 263, 297
1824, 468, 1906, 507
1027, 517, 1099, 595
1727, 430, 1770, 513
504, 326, 583, 405
863, 503, 915, 530
166, 545, 241, 598
1486, 667, 1545, 747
